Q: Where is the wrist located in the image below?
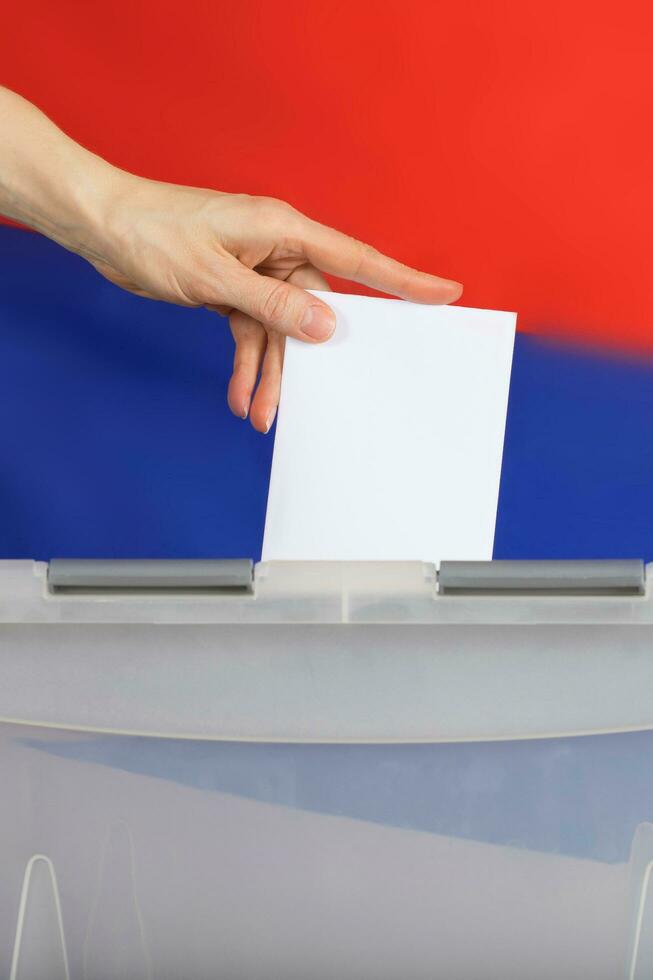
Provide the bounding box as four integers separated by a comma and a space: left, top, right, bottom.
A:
0, 142, 127, 262
64, 156, 138, 264
27, 142, 136, 267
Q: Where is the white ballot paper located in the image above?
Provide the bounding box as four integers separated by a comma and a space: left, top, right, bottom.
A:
262, 292, 516, 563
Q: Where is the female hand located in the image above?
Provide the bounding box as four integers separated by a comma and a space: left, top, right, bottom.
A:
94, 182, 463, 431
0, 87, 463, 432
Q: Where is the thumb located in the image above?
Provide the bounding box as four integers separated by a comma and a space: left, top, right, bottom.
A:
226, 269, 336, 343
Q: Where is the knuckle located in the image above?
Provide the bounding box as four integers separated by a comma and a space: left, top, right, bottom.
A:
252, 196, 286, 221
351, 238, 377, 277
261, 338, 285, 378
250, 196, 299, 232
230, 192, 254, 207
260, 281, 291, 326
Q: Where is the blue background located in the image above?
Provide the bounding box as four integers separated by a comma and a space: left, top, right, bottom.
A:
2, 225, 653, 562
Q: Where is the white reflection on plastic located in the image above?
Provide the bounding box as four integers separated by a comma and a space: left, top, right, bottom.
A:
10, 855, 70, 980
83, 821, 152, 980
628, 823, 653, 980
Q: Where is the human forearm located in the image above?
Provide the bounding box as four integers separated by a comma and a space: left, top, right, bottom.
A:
0, 86, 124, 260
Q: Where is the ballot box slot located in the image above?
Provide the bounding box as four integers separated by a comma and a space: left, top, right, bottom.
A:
437, 559, 645, 596
47, 559, 254, 596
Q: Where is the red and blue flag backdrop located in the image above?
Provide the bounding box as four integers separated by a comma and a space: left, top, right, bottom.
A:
1, 0, 653, 560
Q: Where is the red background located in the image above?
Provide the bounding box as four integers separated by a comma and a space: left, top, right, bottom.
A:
2, 1, 653, 351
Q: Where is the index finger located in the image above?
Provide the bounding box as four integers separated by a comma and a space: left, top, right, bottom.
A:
299, 218, 463, 304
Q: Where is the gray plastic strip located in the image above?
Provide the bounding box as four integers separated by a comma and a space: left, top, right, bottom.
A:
438, 559, 645, 595
48, 559, 254, 593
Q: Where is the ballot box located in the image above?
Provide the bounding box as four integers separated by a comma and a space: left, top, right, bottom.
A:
3, 557, 653, 980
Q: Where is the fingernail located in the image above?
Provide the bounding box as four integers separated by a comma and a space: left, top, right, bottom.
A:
445, 280, 463, 296
264, 408, 277, 434
300, 304, 336, 341
241, 400, 250, 420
